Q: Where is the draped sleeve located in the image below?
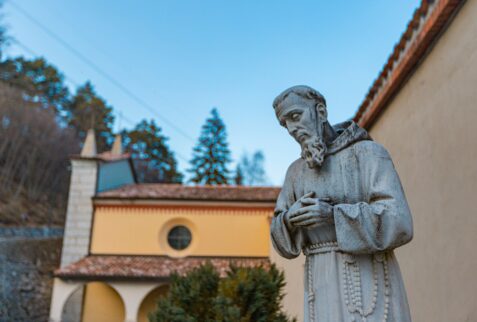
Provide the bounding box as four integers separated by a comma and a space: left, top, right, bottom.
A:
270, 160, 305, 259
333, 141, 413, 254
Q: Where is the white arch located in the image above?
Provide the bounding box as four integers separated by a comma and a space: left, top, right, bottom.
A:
108, 281, 165, 322
49, 278, 84, 322
137, 284, 170, 322
50, 279, 166, 322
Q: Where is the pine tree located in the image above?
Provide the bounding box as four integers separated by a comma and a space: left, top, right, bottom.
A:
237, 151, 268, 186
149, 264, 296, 322
0, 1, 9, 60
234, 164, 244, 185
123, 119, 183, 183
0, 57, 70, 113
189, 108, 231, 185
66, 81, 114, 152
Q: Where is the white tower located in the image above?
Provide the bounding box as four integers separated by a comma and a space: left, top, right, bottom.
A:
61, 129, 98, 266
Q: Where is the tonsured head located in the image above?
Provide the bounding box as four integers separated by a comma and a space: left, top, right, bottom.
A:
273, 85, 328, 168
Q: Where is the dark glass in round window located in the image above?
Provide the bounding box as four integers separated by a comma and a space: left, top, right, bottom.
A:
167, 226, 192, 250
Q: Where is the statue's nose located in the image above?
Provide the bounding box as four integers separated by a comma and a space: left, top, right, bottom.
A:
287, 125, 298, 136
286, 122, 298, 136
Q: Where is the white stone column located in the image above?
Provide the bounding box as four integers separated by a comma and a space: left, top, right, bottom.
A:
109, 282, 162, 322
61, 159, 98, 266
49, 278, 83, 322
50, 152, 98, 321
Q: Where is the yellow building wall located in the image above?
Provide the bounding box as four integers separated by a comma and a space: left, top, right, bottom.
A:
90, 206, 271, 257
82, 282, 125, 322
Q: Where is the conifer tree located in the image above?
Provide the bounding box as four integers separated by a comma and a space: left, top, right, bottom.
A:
149, 264, 296, 322
188, 108, 231, 185
237, 151, 268, 186
234, 164, 244, 185
0, 1, 9, 60
123, 119, 183, 183
66, 81, 114, 152
0, 57, 70, 113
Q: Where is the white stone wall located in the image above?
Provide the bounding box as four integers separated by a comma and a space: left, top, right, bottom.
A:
60, 159, 97, 266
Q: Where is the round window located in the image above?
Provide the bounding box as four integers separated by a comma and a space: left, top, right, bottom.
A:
167, 226, 192, 250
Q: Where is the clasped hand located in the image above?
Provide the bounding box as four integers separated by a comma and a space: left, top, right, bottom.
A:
285, 191, 334, 228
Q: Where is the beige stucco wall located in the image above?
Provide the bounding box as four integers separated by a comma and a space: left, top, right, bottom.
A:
90, 206, 271, 257
367, 1, 477, 321
270, 249, 305, 322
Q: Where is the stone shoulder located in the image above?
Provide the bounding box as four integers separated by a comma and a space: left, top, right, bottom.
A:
352, 140, 391, 160
285, 157, 305, 178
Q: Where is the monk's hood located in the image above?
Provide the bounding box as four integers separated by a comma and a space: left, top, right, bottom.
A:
326, 121, 371, 156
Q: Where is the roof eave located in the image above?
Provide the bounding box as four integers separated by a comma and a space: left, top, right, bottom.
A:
354, 0, 466, 129
92, 197, 277, 208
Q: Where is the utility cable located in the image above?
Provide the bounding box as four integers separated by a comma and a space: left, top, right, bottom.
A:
7, 0, 195, 142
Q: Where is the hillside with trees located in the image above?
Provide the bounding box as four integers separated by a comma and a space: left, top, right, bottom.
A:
0, 4, 269, 226
0, 84, 77, 225
0, 8, 184, 225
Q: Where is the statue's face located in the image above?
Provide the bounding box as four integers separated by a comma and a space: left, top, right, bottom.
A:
276, 93, 317, 144
275, 91, 327, 168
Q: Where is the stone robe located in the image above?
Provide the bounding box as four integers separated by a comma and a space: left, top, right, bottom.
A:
271, 122, 413, 322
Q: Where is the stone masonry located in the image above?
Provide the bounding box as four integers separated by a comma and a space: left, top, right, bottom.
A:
0, 237, 62, 322
60, 159, 97, 266
49, 158, 97, 322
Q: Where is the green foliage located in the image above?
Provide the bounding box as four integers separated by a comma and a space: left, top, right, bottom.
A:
66, 81, 114, 152
234, 164, 244, 185
237, 151, 268, 186
0, 5, 180, 224
149, 264, 296, 322
0, 1, 9, 60
123, 119, 183, 183
189, 108, 231, 185
0, 57, 70, 113
150, 264, 220, 322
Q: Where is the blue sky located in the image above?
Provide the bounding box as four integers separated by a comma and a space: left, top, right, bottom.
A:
2, 0, 420, 185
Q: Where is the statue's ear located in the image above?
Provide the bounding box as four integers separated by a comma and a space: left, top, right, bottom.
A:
315, 103, 327, 121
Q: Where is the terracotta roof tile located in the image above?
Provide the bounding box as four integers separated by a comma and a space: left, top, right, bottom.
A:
95, 184, 281, 202
354, 0, 464, 129
70, 152, 131, 162
96, 151, 131, 162
55, 255, 270, 280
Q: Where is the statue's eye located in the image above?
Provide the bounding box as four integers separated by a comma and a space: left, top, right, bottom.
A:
291, 113, 300, 121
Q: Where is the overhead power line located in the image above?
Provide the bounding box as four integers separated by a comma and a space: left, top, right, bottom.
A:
11, 38, 81, 87
10, 39, 190, 163
7, 0, 195, 142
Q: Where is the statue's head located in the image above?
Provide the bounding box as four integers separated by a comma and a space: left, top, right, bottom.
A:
273, 85, 328, 169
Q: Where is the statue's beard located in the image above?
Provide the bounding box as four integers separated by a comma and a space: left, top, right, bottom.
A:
300, 135, 327, 169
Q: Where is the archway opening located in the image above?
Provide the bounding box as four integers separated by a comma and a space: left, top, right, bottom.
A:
137, 285, 170, 322
81, 282, 125, 322
61, 285, 84, 322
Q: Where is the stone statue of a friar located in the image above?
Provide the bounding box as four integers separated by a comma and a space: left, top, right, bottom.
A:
271, 85, 413, 322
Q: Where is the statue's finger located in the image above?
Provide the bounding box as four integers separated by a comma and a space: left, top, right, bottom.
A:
294, 205, 319, 215
301, 220, 326, 227
300, 191, 315, 200
289, 214, 305, 223
289, 213, 312, 223
300, 198, 317, 205
293, 218, 316, 226
287, 212, 296, 219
